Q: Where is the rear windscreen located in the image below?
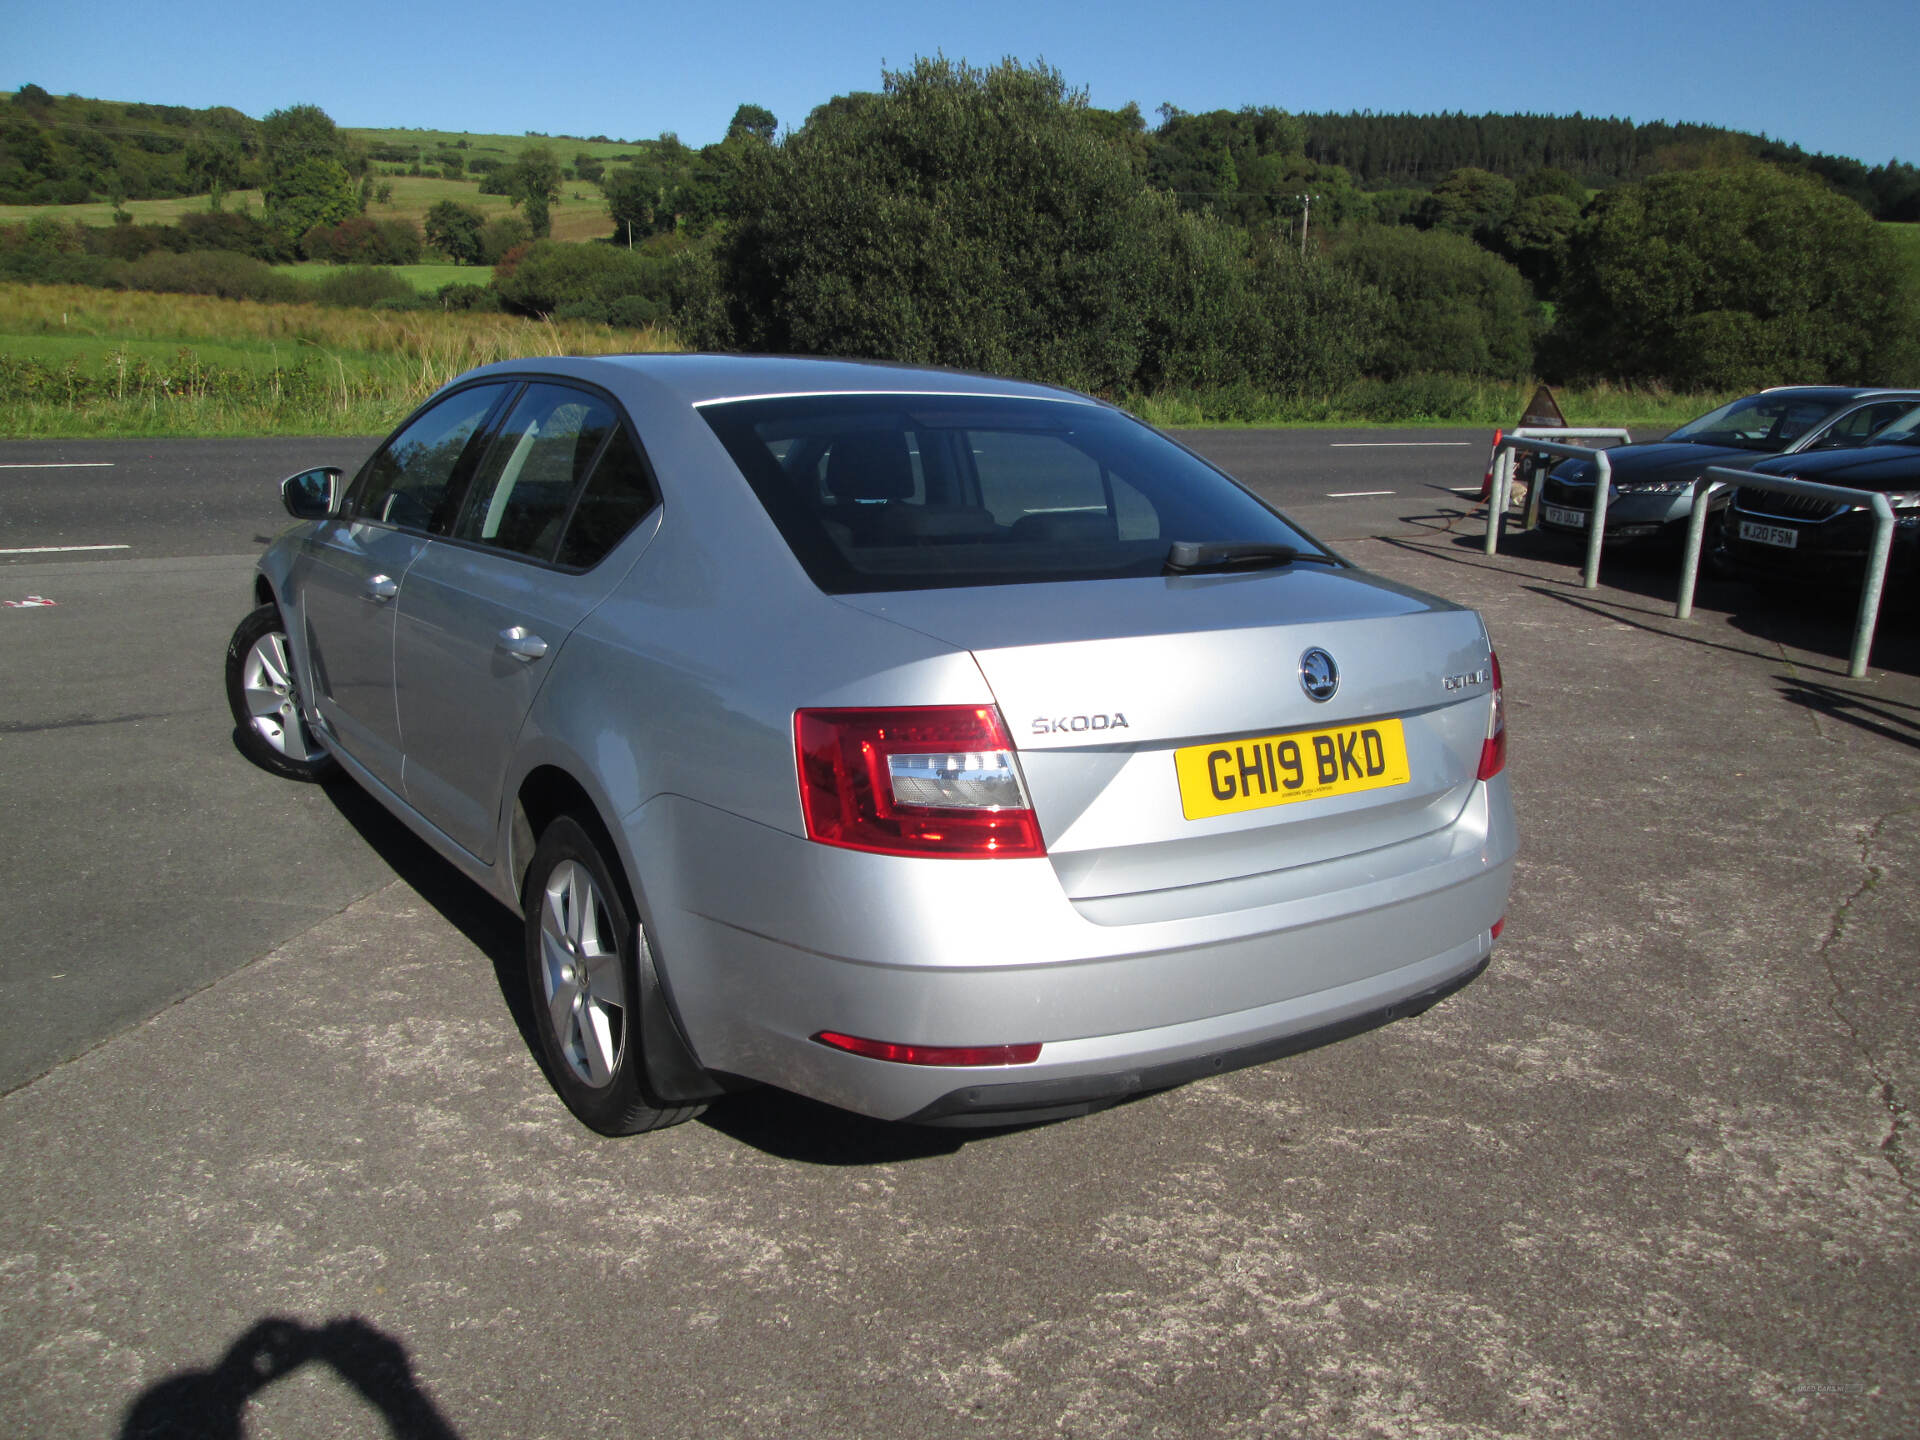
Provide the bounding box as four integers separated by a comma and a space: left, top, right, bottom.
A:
699, 394, 1326, 593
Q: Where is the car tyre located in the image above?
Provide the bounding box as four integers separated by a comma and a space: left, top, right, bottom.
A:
225, 604, 337, 782
524, 815, 705, 1135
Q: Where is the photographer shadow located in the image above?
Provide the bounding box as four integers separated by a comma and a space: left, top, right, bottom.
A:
119, 1315, 460, 1440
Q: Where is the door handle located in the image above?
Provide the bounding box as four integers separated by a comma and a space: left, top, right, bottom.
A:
361, 574, 398, 603
497, 626, 549, 662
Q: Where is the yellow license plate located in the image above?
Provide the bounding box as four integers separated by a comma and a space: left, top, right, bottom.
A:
1174, 718, 1411, 820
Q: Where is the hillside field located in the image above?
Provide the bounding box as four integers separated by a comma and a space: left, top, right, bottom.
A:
0, 173, 614, 244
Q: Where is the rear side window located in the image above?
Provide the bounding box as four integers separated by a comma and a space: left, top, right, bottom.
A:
556, 425, 658, 569
1820, 401, 1914, 445
456, 384, 618, 561
354, 384, 505, 531
700, 395, 1321, 594
436, 382, 660, 569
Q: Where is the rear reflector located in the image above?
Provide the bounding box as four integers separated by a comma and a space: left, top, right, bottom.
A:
815, 1031, 1043, 1067
1491, 916, 1506, 940
795, 705, 1045, 858
1477, 650, 1507, 781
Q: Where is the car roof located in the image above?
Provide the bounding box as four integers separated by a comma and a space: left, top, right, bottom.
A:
478, 353, 1101, 410
1756, 385, 1920, 401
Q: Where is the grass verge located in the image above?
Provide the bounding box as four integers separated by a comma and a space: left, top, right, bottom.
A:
1, 280, 1735, 438
0, 282, 677, 437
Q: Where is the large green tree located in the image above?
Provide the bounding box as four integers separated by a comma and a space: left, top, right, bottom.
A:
260, 104, 362, 243
505, 144, 563, 238
1553, 163, 1917, 387
712, 57, 1380, 396
424, 200, 487, 264
1333, 225, 1537, 379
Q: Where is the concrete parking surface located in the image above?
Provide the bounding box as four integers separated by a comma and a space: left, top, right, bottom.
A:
2, 436, 1914, 1438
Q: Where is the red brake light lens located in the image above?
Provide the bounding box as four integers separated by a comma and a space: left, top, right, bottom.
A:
795, 705, 1045, 858
815, 1031, 1042, 1066
1476, 650, 1507, 781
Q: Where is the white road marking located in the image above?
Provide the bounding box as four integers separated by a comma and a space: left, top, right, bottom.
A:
0, 544, 132, 555
0, 462, 115, 469
1328, 442, 1472, 448
1326, 489, 1395, 497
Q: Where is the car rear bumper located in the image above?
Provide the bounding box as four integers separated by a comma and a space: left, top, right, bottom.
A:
626, 778, 1516, 1122
905, 951, 1490, 1126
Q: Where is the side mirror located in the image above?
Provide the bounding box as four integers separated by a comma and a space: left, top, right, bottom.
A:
281, 467, 344, 520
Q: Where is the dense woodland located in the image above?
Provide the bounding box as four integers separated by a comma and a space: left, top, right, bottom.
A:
3, 68, 1917, 404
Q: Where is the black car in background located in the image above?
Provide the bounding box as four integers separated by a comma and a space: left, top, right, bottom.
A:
1723, 404, 1920, 591
1535, 387, 1920, 547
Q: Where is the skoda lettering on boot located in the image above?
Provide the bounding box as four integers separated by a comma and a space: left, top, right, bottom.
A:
1033, 713, 1130, 735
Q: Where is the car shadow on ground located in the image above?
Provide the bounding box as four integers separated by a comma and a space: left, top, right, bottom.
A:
698, 1086, 983, 1164
1371, 520, 1920, 680
117, 1315, 462, 1439
319, 775, 540, 1061
316, 774, 1017, 1166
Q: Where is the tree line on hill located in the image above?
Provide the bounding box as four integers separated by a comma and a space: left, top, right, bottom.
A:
494, 62, 1920, 395
4, 68, 1917, 399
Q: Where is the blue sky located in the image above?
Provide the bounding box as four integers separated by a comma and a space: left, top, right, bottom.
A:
8, 0, 1916, 166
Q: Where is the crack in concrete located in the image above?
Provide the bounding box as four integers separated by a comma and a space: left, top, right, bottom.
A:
1815, 809, 1916, 1198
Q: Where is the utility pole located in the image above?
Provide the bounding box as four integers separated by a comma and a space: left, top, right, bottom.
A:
1299, 194, 1320, 257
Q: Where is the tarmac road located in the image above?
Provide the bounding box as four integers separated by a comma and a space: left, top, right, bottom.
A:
2, 429, 1915, 1439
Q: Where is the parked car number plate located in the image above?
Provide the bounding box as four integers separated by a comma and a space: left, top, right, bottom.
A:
1543, 504, 1588, 528
1738, 519, 1798, 549
1174, 719, 1411, 820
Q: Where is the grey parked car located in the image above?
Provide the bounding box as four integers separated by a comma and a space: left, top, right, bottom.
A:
227, 355, 1515, 1134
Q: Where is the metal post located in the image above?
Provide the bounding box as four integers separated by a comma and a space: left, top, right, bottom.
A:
1582, 450, 1611, 590
1484, 447, 1514, 554
1675, 467, 1897, 680
1851, 497, 1896, 679
1675, 477, 1722, 620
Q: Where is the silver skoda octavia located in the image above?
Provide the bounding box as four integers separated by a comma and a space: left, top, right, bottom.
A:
227, 355, 1516, 1134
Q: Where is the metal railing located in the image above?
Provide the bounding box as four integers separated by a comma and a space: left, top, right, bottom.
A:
1485, 430, 1634, 590
1676, 465, 1897, 679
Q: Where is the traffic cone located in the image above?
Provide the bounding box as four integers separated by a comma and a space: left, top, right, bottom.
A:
1478, 429, 1503, 503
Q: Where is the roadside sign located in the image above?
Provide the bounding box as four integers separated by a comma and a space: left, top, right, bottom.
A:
1512, 385, 1568, 491
1518, 384, 1566, 431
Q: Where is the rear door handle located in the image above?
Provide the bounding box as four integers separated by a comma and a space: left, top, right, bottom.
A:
361, 574, 399, 603
497, 626, 548, 662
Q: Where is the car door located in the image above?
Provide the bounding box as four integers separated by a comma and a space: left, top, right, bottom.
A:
392, 382, 661, 862
296, 382, 510, 790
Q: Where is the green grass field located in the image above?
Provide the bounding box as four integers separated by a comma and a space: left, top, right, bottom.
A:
3, 330, 392, 376
0, 281, 680, 437
281, 262, 495, 293
346, 127, 658, 164
0, 190, 268, 228
0, 174, 614, 244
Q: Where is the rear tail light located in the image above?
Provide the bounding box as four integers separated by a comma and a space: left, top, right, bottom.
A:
814, 1031, 1042, 1066
1476, 650, 1507, 781
795, 704, 1045, 858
